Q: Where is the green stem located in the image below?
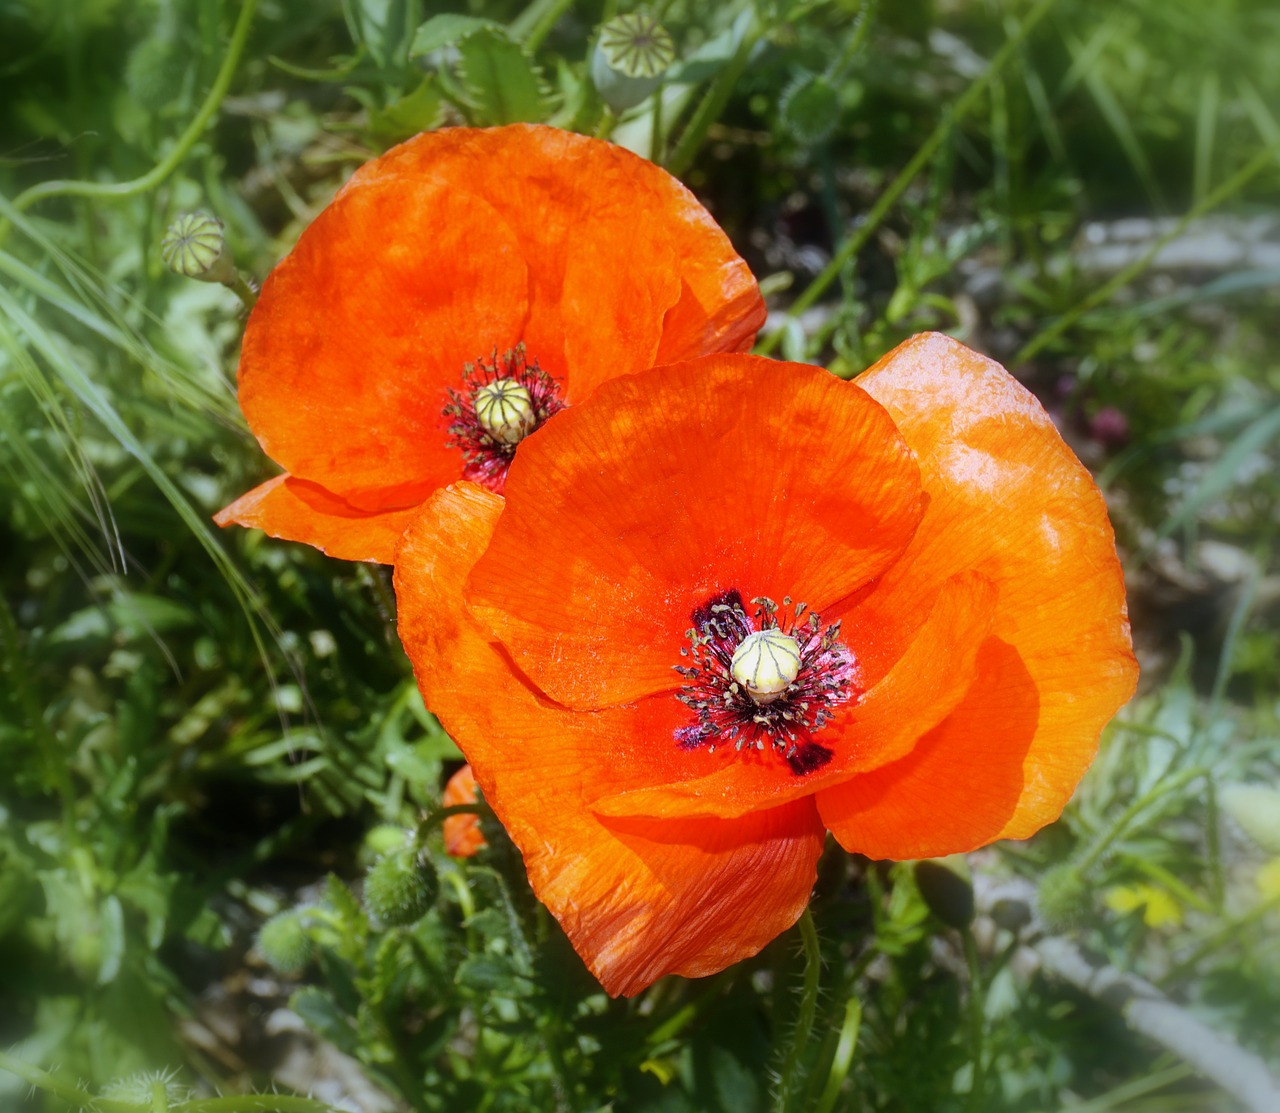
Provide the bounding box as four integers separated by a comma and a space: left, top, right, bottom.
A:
775, 907, 822, 1113
0, 1053, 101, 1109
813, 994, 862, 1113
1013, 136, 1280, 365
961, 927, 986, 1112
228, 270, 258, 311
1075, 766, 1209, 875
9, 0, 258, 215
667, 13, 762, 177
518, 0, 576, 53
757, 0, 1060, 355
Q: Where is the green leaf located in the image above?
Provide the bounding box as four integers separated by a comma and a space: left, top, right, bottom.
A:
456, 953, 522, 994
410, 13, 503, 57
291, 986, 359, 1055
369, 75, 445, 142
456, 29, 548, 125
345, 0, 419, 71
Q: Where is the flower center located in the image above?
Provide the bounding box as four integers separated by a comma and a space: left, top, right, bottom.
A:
443, 345, 566, 494
730, 629, 800, 703
674, 590, 858, 776
473, 380, 535, 445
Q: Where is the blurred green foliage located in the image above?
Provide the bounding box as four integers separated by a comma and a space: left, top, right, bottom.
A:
1, 0, 1278, 1110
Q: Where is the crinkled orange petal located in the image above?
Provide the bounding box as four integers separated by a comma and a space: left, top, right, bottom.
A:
817, 637, 1040, 859
441, 764, 486, 858
394, 483, 827, 996
344, 125, 765, 393
214, 474, 421, 564
590, 571, 996, 820
467, 356, 925, 710
849, 333, 1138, 838
238, 175, 529, 511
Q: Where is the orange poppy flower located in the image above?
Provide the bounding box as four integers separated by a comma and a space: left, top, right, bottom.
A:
441, 764, 486, 858
394, 334, 1138, 996
215, 124, 765, 563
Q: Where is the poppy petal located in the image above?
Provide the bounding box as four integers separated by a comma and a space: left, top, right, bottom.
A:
215, 474, 421, 564
816, 636, 1041, 859
441, 764, 486, 858
238, 175, 530, 510
395, 483, 828, 996
467, 356, 925, 710
589, 571, 996, 821
345, 125, 765, 392
849, 333, 1138, 835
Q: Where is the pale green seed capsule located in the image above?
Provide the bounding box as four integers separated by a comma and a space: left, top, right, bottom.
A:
162, 211, 235, 285
730, 629, 801, 704
592, 13, 675, 112
474, 379, 536, 445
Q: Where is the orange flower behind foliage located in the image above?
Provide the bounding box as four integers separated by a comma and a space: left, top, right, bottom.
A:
216, 124, 764, 563
442, 764, 486, 859
394, 335, 1138, 997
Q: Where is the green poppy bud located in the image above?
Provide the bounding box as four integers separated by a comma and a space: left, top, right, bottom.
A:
257, 909, 313, 974
915, 856, 975, 930
1037, 864, 1090, 932
779, 71, 842, 146
364, 849, 439, 927
100, 1071, 192, 1106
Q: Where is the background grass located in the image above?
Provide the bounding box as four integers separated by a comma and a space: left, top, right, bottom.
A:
1, 0, 1278, 1110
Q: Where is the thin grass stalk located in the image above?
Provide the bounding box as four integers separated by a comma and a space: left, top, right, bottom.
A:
1014, 136, 1280, 364
666, 11, 762, 178
5, 0, 259, 222
757, 0, 1061, 356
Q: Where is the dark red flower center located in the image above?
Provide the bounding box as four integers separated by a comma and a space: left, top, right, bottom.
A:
673, 589, 858, 776
443, 345, 566, 493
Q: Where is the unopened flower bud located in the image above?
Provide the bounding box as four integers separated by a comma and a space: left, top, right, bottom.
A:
257, 909, 313, 974
591, 13, 675, 112
1037, 864, 1090, 932
364, 849, 438, 926
915, 856, 975, 930
474, 379, 536, 445
162, 211, 236, 285
731, 629, 800, 704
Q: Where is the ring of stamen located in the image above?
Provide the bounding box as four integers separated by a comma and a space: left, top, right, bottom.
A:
673, 589, 858, 776
443, 344, 566, 493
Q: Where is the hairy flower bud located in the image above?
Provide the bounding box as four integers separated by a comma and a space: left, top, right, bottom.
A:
1037, 864, 1090, 932
257, 909, 313, 974
364, 849, 439, 926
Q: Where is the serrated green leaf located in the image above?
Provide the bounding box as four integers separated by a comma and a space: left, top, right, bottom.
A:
456, 29, 548, 126
326, 873, 366, 932
410, 13, 503, 57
